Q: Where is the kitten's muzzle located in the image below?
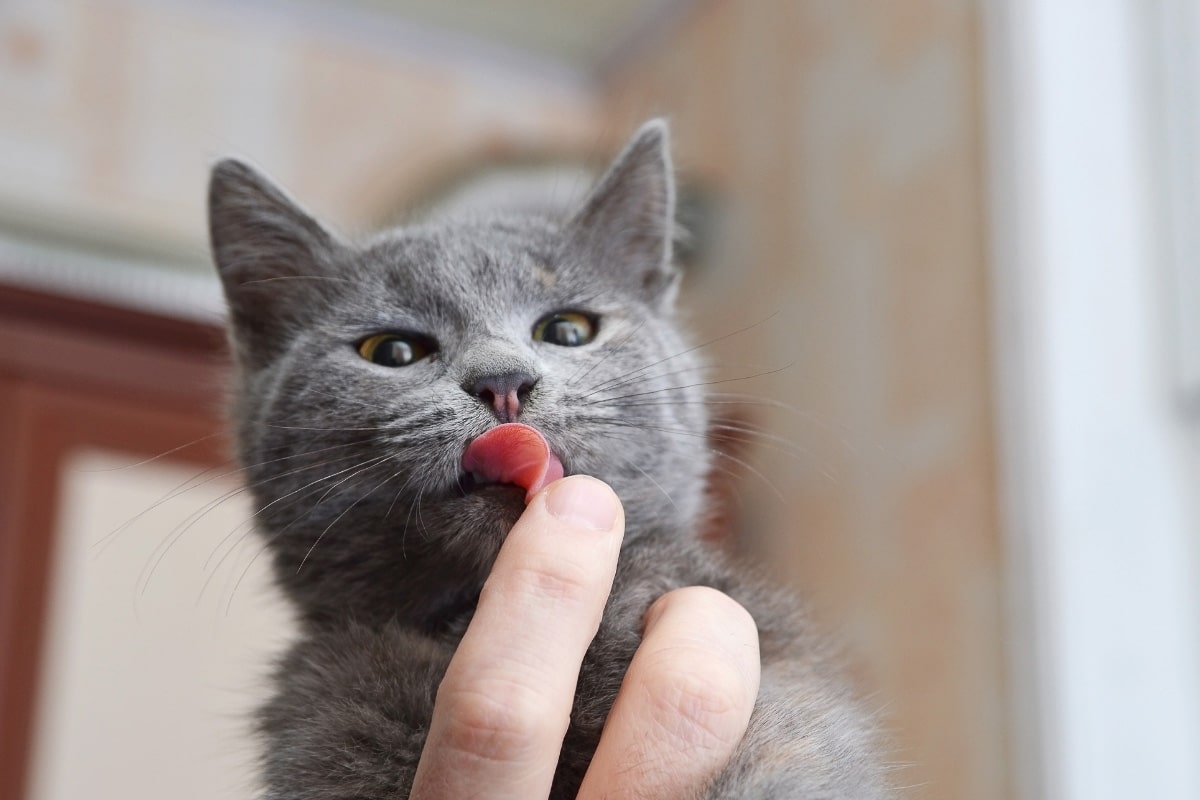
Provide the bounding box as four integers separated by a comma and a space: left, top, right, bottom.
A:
465, 371, 538, 423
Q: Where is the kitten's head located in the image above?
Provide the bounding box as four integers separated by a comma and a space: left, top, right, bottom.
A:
210, 121, 711, 624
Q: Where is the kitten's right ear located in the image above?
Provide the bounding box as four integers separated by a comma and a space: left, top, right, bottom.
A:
566, 119, 679, 308
208, 160, 338, 367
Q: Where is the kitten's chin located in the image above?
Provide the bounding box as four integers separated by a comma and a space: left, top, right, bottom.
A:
447, 483, 528, 530
462, 482, 528, 507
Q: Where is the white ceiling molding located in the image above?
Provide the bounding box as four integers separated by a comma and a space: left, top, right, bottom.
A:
0, 237, 225, 323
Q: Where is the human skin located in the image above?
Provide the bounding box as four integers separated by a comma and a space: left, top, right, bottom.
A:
409, 475, 762, 800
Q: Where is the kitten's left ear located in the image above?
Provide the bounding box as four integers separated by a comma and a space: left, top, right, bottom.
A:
208, 159, 341, 368
567, 119, 679, 307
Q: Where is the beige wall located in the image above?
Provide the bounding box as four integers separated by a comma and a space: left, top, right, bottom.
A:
604, 2, 1006, 798
0, 0, 599, 255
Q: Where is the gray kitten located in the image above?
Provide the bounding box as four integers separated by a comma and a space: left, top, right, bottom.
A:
208, 120, 892, 799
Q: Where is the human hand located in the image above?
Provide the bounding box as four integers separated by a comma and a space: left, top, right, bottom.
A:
408, 475, 761, 799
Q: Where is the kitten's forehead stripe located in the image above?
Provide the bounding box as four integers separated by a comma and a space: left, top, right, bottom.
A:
532, 264, 558, 290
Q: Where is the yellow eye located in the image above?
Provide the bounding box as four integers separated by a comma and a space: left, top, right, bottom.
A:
532, 312, 596, 347
357, 333, 435, 367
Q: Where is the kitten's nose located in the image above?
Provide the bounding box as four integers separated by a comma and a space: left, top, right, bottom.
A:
466, 371, 538, 423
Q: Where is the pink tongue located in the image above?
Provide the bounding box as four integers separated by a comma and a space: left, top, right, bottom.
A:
461, 423, 565, 504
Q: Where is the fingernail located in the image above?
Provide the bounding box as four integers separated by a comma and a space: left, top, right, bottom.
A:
545, 476, 619, 532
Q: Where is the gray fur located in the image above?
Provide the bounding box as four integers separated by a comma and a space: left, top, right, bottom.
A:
209, 120, 892, 799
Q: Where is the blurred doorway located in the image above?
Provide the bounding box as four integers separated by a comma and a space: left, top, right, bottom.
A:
0, 286, 292, 800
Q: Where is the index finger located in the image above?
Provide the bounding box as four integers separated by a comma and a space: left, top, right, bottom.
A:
409, 476, 625, 800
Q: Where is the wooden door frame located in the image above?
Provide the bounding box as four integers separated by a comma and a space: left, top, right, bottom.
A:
0, 283, 228, 800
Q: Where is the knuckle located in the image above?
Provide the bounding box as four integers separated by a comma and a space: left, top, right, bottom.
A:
438, 682, 560, 765
640, 657, 750, 752
495, 560, 593, 607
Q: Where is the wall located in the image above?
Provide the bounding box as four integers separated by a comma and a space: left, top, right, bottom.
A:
603, 2, 1007, 798
0, 0, 599, 258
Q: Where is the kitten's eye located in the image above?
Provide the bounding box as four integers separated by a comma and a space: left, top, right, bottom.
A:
533, 312, 596, 347
357, 333, 435, 367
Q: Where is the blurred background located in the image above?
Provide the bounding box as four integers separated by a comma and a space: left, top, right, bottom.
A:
1, 1, 1198, 799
